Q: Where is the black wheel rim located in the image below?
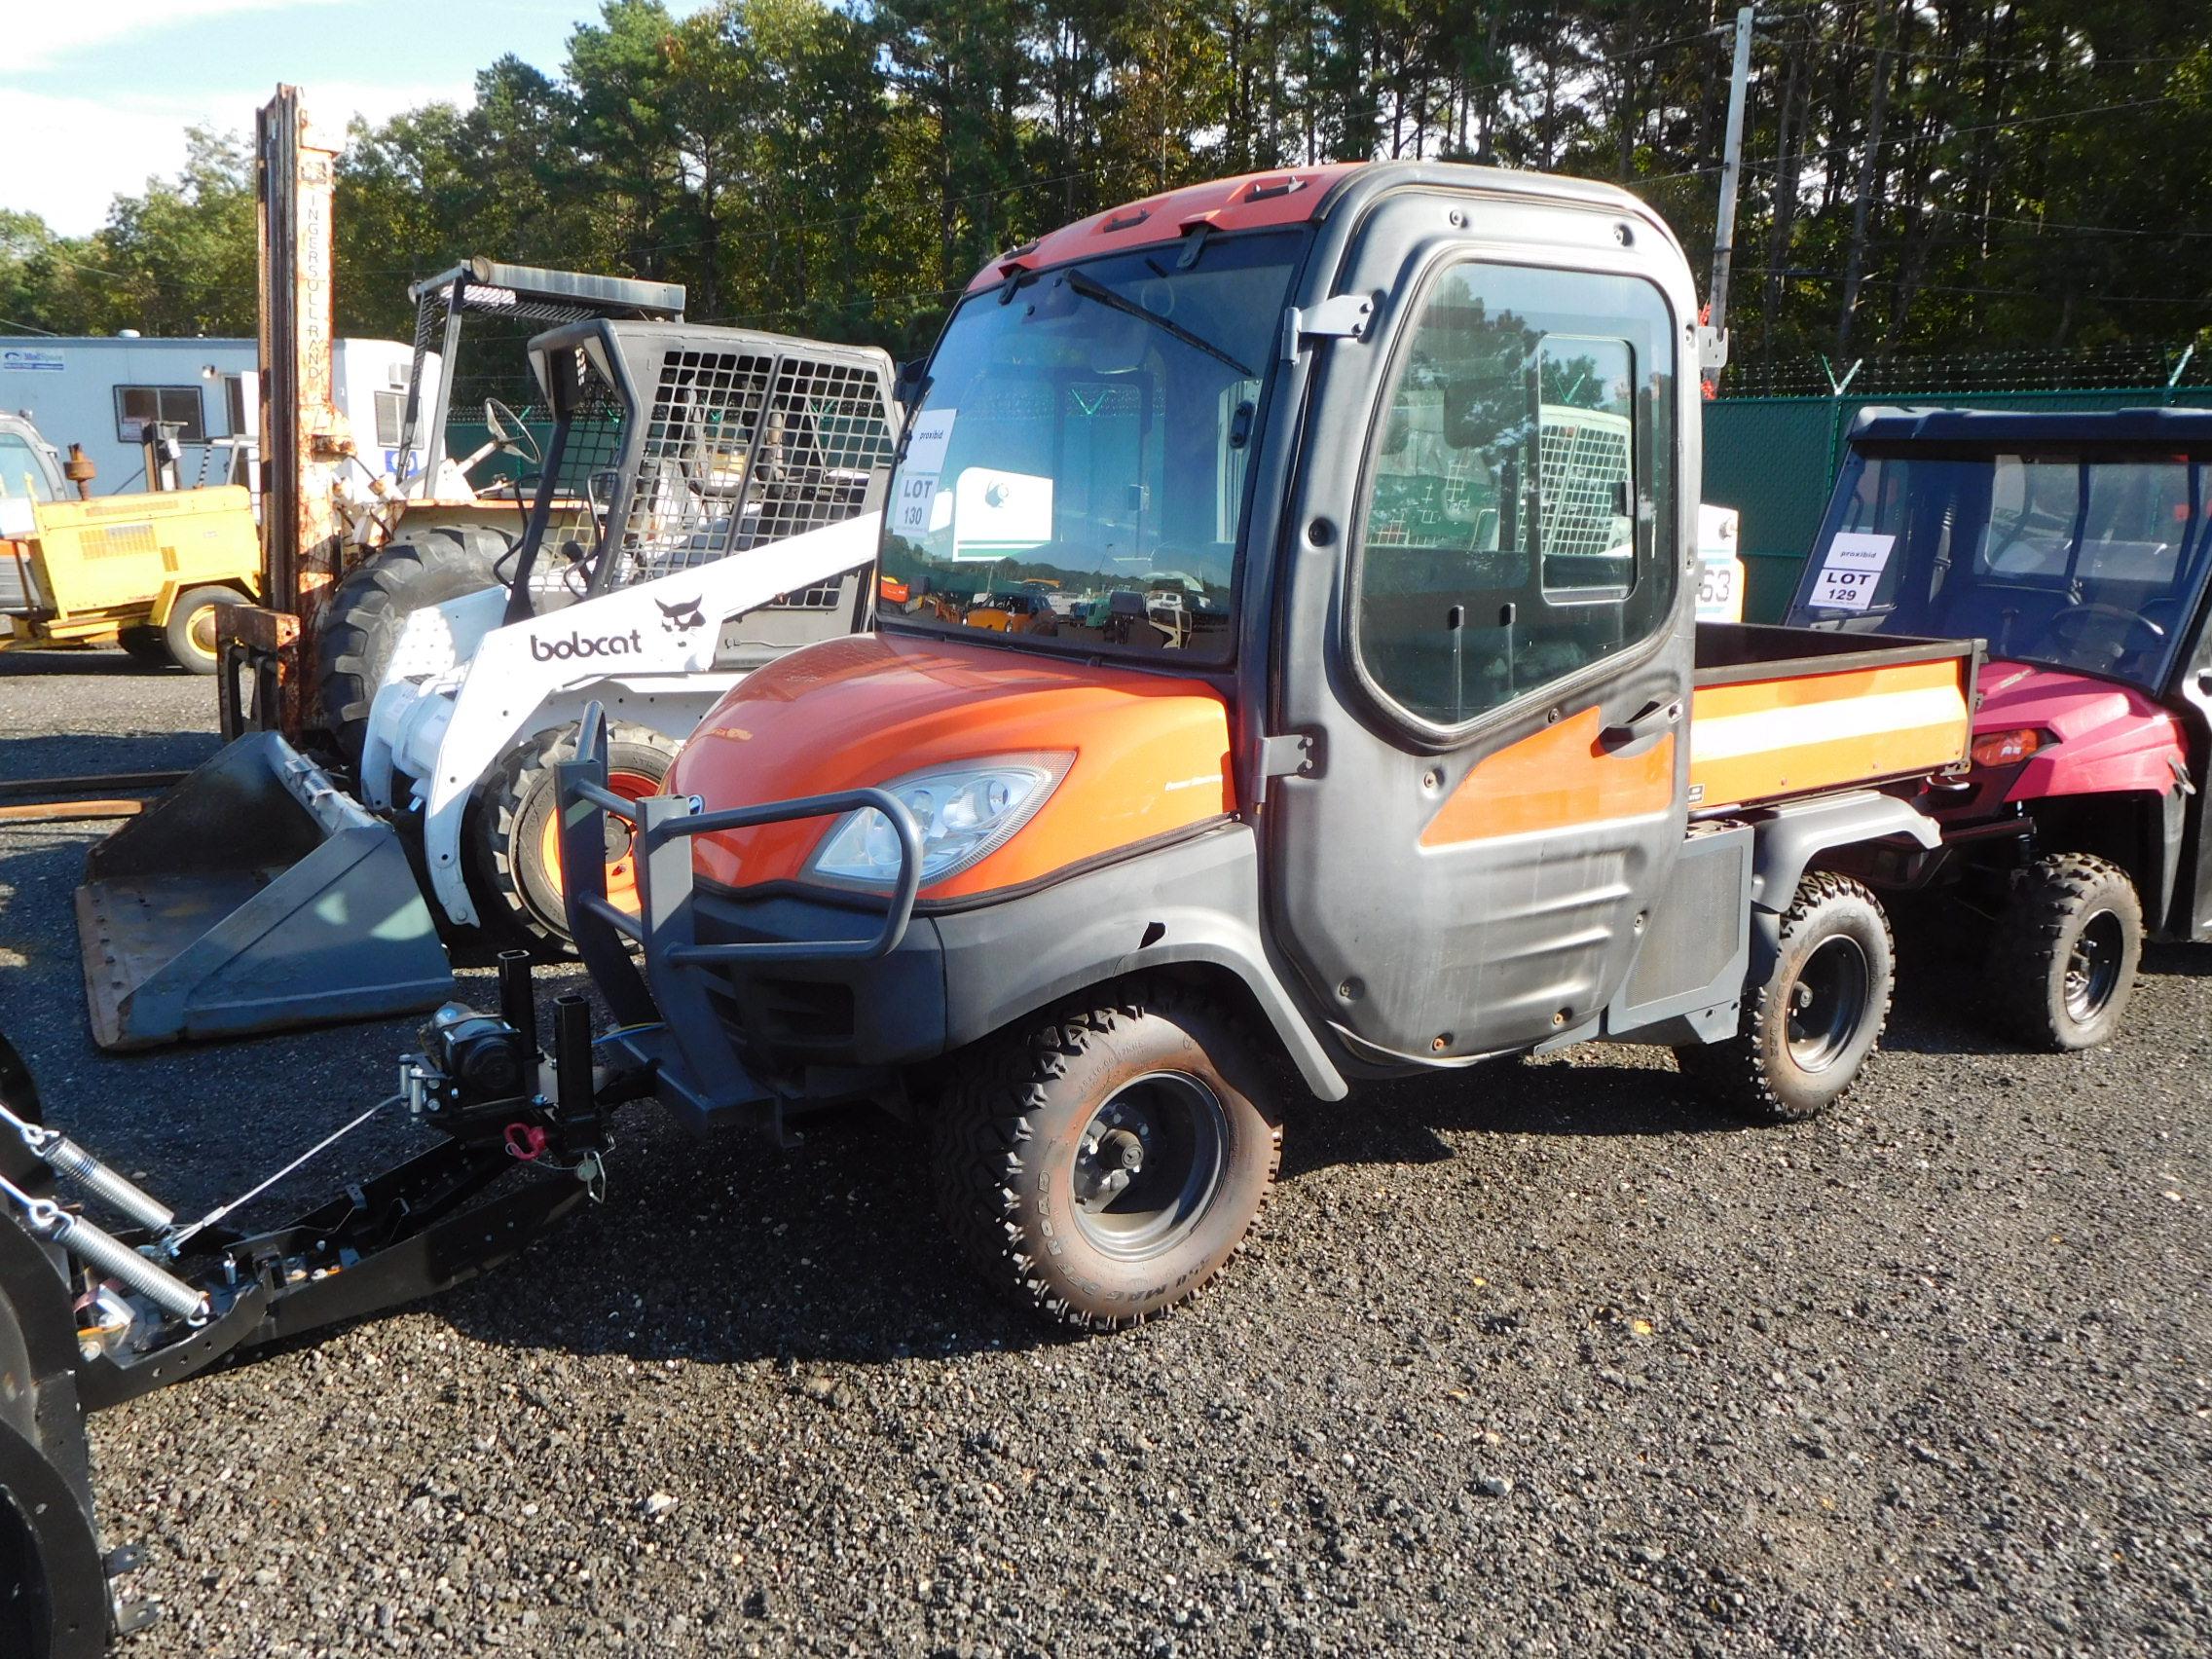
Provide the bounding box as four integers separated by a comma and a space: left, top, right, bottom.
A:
1069, 1072, 1228, 1262
1786, 935, 1870, 1073
2064, 909, 2125, 1023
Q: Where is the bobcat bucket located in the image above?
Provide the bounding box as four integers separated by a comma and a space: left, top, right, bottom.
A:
73, 733, 455, 1051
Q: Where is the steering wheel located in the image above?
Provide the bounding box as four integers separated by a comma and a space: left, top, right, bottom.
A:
482, 398, 543, 467
2046, 601, 2165, 657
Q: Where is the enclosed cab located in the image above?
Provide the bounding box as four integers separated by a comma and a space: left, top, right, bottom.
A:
1784, 407, 2212, 1049
560, 163, 1978, 1328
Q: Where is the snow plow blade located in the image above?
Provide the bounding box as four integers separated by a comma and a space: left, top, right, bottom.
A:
73, 733, 454, 1051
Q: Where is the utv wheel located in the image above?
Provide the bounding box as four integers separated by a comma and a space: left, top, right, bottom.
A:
162, 584, 242, 674
1677, 871, 1895, 1124
931, 981, 1282, 1330
1985, 853, 2142, 1051
468, 720, 678, 953
314, 527, 512, 767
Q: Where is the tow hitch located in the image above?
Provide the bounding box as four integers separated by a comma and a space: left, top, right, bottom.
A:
0, 950, 653, 1655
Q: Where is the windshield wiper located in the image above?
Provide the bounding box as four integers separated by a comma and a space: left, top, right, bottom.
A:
1061, 269, 1255, 378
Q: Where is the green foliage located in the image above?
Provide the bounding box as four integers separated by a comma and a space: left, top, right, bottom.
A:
2, 0, 2204, 380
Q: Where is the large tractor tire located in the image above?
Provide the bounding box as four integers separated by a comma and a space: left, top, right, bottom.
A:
314, 526, 512, 769
931, 980, 1283, 1330
1984, 853, 2142, 1051
1676, 871, 1896, 1124
161, 585, 245, 675
467, 720, 680, 954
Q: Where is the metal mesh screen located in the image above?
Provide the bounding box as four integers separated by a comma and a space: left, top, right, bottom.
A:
600, 347, 893, 591
1537, 407, 1633, 560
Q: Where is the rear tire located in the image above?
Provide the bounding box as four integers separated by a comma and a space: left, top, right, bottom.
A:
466, 720, 679, 953
930, 980, 1282, 1330
1676, 871, 1896, 1124
162, 584, 242, 674
1984, 853, 2141, 1051
314, 526, 512, 767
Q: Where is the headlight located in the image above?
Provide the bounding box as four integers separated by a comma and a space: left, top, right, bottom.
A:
808, 755, 1070, 888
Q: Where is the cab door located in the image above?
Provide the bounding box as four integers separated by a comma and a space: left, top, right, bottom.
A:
1264, 195, 1698, 1064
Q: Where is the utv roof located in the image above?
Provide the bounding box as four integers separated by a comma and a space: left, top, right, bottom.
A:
965, 160, 1677, 293
1848, 405, 2212, 448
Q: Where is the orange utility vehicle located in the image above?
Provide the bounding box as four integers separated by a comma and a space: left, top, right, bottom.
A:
554, 161, 1981, 1327
0, 163, 1985, 1655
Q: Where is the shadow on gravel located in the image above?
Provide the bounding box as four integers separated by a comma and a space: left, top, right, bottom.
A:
1277, 1056, 1743, 1178
0, 728, 223, 783
0, 646, 182, 682
2141, 941, 2212, 978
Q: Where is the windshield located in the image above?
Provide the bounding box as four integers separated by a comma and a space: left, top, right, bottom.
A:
878, 229, 1308, 662
1788, 446, 2212, 690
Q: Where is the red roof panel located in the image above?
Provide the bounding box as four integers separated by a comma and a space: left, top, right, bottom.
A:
965, 163, 1368, 292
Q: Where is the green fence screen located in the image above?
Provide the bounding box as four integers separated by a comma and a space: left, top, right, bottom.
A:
1704, 387, 2212, 622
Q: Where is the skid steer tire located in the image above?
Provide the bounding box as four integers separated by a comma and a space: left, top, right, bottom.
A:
468, 720, 679, 954
162, 585, 243, 675
1676, 871, 1895, 1125
1984, 853, 2142, 1052
930, 980, 1282, 1331
315, 527, 512, 768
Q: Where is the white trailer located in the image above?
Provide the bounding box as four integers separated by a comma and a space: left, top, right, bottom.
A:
0, 334, 433, 498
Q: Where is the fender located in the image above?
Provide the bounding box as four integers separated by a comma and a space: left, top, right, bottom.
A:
1749, 790, 1939, 969
414, 514, 879, 926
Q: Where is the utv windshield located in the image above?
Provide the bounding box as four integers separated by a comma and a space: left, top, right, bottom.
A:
1788, 446, 2212, 691
878, 228, 1308, 662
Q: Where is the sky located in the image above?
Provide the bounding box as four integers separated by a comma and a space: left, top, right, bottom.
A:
0, 0, 707, 237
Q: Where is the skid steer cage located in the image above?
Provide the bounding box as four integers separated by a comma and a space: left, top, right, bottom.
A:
554, 704, 923, 1124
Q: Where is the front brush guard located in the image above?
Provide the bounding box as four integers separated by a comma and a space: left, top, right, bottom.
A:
553, 701, 923, 1130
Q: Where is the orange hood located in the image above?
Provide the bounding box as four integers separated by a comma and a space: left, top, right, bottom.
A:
669, 632, 1235, 900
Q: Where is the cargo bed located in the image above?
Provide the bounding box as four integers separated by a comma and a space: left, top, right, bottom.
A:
1688, 623, 1978, 813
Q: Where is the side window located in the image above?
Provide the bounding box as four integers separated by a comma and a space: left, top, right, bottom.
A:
114, 385, 207, 444
1353, 262, 1676, 729
374, 388, 407, 449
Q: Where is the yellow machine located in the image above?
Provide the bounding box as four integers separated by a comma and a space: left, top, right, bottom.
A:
0, 431, 260, 673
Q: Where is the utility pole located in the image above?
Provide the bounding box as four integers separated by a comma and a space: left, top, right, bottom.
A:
1703, 7, 1754, 392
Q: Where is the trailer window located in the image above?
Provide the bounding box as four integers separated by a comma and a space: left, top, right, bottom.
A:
1352, 262, 1675, 729
113, 385, 206, 444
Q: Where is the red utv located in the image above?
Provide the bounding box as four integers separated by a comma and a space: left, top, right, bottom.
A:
1784, 407, 2212, 1049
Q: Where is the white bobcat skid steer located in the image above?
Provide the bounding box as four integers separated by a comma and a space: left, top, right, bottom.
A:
356, 317, 898, 949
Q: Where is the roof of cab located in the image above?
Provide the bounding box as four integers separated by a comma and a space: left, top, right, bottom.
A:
964, 159, 1686, 294
965, 163, 1368, 292
1850, 405, 2212, 447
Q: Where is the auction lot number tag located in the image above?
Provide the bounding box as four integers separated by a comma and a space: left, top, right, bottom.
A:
891, 409, 957, 537
1810, 532, 1895, 610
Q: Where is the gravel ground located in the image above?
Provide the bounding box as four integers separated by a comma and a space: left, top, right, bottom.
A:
2, 645, 2208, 1658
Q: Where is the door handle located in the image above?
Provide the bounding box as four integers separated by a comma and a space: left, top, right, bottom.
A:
1598, 699, 1680, 756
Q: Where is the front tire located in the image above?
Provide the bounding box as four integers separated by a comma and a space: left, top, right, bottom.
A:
467, 720, 679, 953
931, 981, 1282, 1330
314, 527, 511, 767
1985, 853, 2141, 1051
1677, 871, 1896, 1124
